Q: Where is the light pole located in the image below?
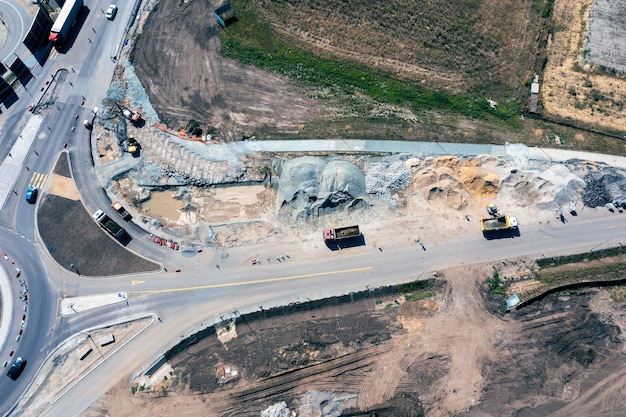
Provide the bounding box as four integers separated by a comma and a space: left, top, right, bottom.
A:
81, 332, 106, 362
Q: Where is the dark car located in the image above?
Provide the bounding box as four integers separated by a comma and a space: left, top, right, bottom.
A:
25, 186, 37, 204
7, 357, 27, 380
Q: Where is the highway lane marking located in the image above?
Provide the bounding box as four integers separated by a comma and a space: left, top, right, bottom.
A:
29, 172, 48, 189
129, 266, 373, 297
132, 280, 145, 286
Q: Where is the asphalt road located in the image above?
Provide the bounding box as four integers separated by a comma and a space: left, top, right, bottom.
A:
0, 0, 140, 413
38, 211, 626, 417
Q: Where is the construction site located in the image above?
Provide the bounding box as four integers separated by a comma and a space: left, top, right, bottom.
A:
35, 0, 626, 415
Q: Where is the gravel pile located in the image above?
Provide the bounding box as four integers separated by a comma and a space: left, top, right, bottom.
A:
260, 402, 294, 417
582, 172, 615, 207
365, 159, 412, 208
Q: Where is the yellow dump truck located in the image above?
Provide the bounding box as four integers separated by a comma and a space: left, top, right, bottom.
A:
480, 215, 518, 232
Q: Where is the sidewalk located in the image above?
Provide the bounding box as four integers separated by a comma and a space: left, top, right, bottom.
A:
0, 115, 44, 211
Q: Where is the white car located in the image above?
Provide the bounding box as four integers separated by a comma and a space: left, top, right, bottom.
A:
105, 4, 118, 20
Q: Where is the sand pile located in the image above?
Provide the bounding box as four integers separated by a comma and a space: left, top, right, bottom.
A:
433, 156, 501, 199
408, 156, 501, 210
457, 166, 500, 200
411, 166, 469, 210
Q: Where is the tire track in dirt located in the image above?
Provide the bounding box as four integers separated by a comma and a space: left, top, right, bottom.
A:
272, 26, 464, 88
546, 362, 626, 417
180, 343, 390, 416
418, 266, 506, 417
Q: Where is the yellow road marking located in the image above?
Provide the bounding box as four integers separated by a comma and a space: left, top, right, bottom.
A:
132, 280, 146, 286
29, 172, 48, 189
130, 266, 373, 296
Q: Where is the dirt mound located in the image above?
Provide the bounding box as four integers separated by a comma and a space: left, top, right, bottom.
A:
430, 155, 501, 200
474, 292, 624, 416
457, 165, 500, 199
412, 166, 469, 210
276, 156, 367, 222
410, 156, 503, 210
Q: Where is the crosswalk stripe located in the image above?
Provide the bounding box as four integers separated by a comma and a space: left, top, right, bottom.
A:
29, 172, 48, 189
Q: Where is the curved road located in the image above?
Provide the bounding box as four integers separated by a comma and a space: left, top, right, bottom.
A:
0, 0, 31, 63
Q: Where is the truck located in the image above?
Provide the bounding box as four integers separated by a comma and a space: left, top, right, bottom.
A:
92, 209, 126, 240
323, 225, 361, 242
48, 0, 83, 47
111, 201, 132, 221
480, 215, 518, 233
122, 108, 142, 125
116, 102, 142, 125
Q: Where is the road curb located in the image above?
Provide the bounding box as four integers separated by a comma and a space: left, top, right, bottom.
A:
10, 313, 156, 416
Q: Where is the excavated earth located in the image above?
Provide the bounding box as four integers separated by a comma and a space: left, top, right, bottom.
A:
84, 264, 626, 417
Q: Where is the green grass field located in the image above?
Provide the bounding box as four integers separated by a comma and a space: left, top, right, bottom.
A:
218, 0, 626, 153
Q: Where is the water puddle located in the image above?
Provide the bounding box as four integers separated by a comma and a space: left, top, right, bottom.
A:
140, 190, 183, 222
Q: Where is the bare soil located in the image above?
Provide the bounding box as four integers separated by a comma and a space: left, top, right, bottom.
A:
43, 0, 626, 414
132, 0, 320, 140
542, 0, 626, 134
83, 266, 626, 417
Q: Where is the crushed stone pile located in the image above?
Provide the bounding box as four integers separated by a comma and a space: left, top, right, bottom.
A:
365, 159, 412, 208
261, 402, 295, 417
276, 156, 366, 222
582, 171, 625, 208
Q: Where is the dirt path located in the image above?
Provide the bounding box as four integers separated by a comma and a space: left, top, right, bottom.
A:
418, 266, 505, 416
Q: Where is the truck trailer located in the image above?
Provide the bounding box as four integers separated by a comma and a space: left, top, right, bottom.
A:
49, 0, 83, 47
93, 209, 126, 240
323, 225, 361, 241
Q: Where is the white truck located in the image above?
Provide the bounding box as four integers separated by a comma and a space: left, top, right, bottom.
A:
92, 210, 126, 240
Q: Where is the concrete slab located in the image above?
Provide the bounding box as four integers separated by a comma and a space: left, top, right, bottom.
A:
60, 292, 128, 316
